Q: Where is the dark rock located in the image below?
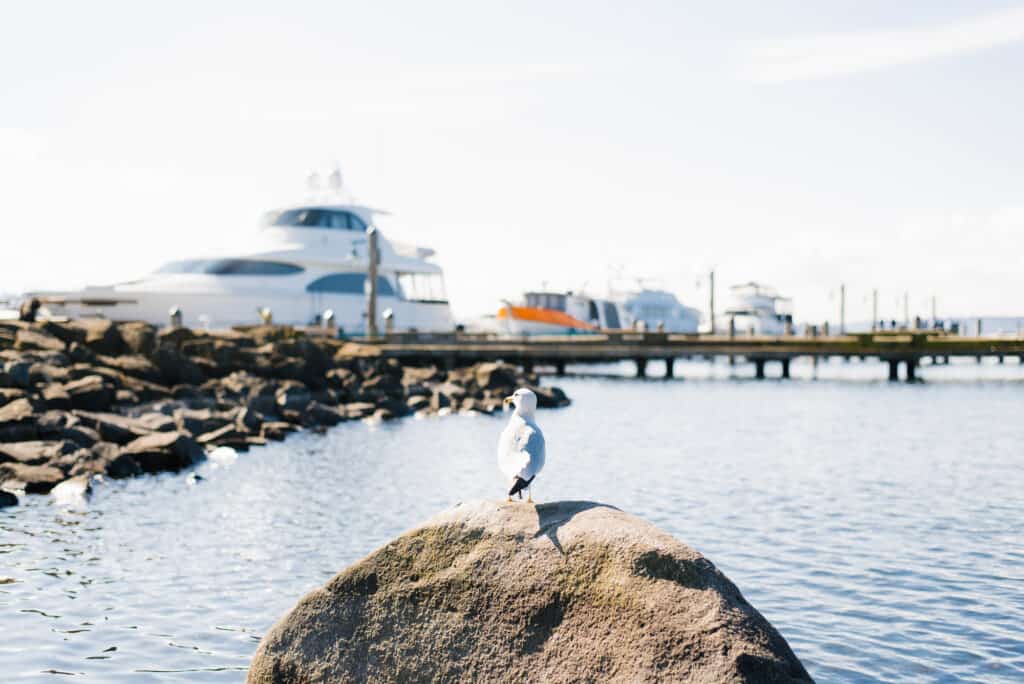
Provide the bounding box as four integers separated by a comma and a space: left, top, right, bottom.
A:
248, 501, 812, 684
276, 384, 311, 412
341, 402, 377, 419
0, 462, 65, 493
70, 319, 125, 356
153, 344, 206, 386
173, 408, 230, 437
67, 342, 97, 364
406, 395, 430, 412
41, 384, 72, 410
302, 402, 344, 427
532, 384, 571, 408
118, 321, 157, 356
121, 431, 205, 473
14, 328, 66, 353
401, 365, 442, 386
95, 354, 162, 383
157, 327, 199, 348
39, 321, 87, 346
60, 424, 102, 448
0, 490, 17, 507
261, 421, 296, 441
0, 440, 79, 466
105, 452, 143, 478
73, 410, 151, 445
196, 423, 251, 448
324, 367, 357, 391
0, 388, 27, 407
474, 361, 519, 391
134, 413, 177, 433
3, 360, 32, 389
62, 375, 115, 411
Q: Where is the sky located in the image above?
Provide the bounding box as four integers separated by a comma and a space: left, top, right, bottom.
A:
2, 1, 1023, 324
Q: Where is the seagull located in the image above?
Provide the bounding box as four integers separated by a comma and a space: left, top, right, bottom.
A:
498, 388, 546, 503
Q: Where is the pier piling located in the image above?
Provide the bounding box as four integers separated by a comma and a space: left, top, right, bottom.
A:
665, 358, 675, 378
888, 360, 899, 382
635, 359, 647, 378
781, 358, 791, 379
754, 359, 765, 379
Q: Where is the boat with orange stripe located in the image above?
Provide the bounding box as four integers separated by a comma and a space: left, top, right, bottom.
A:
496, 291, 632, 335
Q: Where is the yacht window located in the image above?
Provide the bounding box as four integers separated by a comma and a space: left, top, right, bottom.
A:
157, 259, 304, 275
272, 208, 366, 231
397, 272, 447, 302
602, 302, 621, 329
306, 273, 395, 296
588, 301, 600, 321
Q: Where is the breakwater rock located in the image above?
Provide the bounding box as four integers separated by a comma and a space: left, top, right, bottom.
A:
248, 500, 813, 684
0, 320, 569, 501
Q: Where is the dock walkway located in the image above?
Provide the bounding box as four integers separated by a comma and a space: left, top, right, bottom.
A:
367, 330, 1024, 381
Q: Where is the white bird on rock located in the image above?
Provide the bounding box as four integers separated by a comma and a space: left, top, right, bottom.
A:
498, 388, 546, 503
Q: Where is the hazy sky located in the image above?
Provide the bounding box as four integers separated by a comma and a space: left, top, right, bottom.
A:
2, 1, 1022, 323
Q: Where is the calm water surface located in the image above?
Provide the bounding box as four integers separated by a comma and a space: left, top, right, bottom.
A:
2, 358, 1023, 682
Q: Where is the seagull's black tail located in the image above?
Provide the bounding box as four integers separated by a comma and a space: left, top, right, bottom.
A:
508, 476, 535, 498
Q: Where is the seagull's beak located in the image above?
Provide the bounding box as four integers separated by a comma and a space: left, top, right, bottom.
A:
503, 395, 514, 408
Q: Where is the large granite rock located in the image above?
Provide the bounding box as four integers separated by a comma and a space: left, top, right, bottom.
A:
248, 501, 812, 684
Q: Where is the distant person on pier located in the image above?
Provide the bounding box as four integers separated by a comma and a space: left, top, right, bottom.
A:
18, 298, 40, 323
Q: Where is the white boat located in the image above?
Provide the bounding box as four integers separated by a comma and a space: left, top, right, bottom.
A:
495, 291, 632, 335
717, 282, 792, 335
615, 288, 700, 333
29, 186, 455, 334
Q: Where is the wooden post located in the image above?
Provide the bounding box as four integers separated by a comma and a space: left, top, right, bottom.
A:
635, 359, 647, 378
840, 283, 846, 334
906, 358, 917, 382
781, 358, 790, 379
555, 360, 566, 376
708, 270, 715, 334
754, 359, 765, 379
665, 358, 675, 378
366, 227, 379, 340
888, 359, 899, 381
871, 289, 878, 332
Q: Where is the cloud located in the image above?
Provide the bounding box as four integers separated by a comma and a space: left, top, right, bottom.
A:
742, 7, 1024, 82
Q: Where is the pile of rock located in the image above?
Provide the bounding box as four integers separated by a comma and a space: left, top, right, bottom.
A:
0, 320, 569, 505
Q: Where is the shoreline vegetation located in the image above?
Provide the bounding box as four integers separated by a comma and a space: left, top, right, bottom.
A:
0, 319, 569, 506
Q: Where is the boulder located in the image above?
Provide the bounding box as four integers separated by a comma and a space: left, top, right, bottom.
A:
62, 375, 115, 411
153, 344, 206, 386
474, 361, 519, 391
40, 384, 72, 410
73, 410, 150, 445
248, 501, 811, 684
0, 462, 65, 493
121, 431, 205, 473
532, 384, 571, 409
14, 328, 66, 353
70, 318, 126, 356
118, 321, 157, 356
0, 490, 17, 507
0, 440, 79, 466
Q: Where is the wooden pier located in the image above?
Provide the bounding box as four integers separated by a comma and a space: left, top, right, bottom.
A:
366, 330, 1024, 382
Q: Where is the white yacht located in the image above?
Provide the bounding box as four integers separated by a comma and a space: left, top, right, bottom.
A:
615, 288, 700, 333
717, 282, 792, 336
29, 189, 454, 334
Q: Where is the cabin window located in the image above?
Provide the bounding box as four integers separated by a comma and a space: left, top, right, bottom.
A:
588, 301, 600, 321
397, 273, 447, 302
306, 273, 395, 296
525, 293, 566, 311
272, 208, 367, 231
602, 302, 621, 329
157, 259, 304, 275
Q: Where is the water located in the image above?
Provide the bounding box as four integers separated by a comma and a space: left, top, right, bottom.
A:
3, 358, 1024, 682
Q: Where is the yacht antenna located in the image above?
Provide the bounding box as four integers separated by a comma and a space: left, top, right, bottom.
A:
327, 165, 343, 195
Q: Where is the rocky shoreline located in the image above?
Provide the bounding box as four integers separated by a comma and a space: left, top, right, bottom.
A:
0, 320, 569, 506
